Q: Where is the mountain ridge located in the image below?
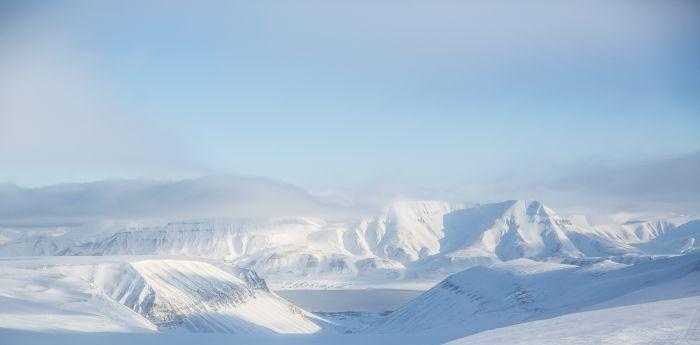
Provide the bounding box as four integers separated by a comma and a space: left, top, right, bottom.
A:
1, 199, 697, 287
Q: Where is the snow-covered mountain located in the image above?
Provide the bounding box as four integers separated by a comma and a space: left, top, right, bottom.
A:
1, 197, 699, 343
444, 266, 700, 345
371, 251, 700, 335
0, 256, 321, 334
638, 220, 700, 254
0, 200, 460, 287
1, 199, 697, 287
406, 200, 589, 279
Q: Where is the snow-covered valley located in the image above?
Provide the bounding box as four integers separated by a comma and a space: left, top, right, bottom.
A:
5, 0, 699, 342
1, 199, 699, 344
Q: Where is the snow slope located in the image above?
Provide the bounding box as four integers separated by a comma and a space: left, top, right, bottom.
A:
277, 289, 423, 312
0, 260, 157, 333
2, 254, 698, 344
446, 269, 700, 345
372, 251, 700, 336
0, 256, 321, 334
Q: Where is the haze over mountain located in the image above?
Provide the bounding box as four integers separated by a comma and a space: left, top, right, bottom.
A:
539, 151, 700, 213
2, 1, 698, 193
0, 175, 355, 228
3, 197, 697, 290
1, 196, 698, 344
1, 1, 699, 344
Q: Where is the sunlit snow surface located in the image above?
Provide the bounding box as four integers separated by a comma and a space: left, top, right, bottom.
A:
0, 256, 320, 335
1, 199, 699, 344
1, 253, 699, 344
2, 200, 698, 290
447, 274, 700, 345
371, 252, 700, 336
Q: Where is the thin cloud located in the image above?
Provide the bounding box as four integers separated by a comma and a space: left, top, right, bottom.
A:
0, 12, 205, 185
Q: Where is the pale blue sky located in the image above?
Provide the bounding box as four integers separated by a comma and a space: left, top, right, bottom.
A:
1, 1, 699, 190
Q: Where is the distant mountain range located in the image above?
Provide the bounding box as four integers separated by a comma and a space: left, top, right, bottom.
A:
2, 197, 697, 288
1, 178, 699, 343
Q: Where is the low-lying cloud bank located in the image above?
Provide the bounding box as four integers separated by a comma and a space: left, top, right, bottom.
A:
0, 175, 352, 228
1, 152, 698, 231
555, 152, 700, 201
541, 152, 700, 215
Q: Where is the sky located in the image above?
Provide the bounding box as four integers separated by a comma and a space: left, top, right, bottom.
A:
1, 0, 699, 197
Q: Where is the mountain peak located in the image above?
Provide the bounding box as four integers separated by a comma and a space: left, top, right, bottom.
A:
500, 199, 555, 218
